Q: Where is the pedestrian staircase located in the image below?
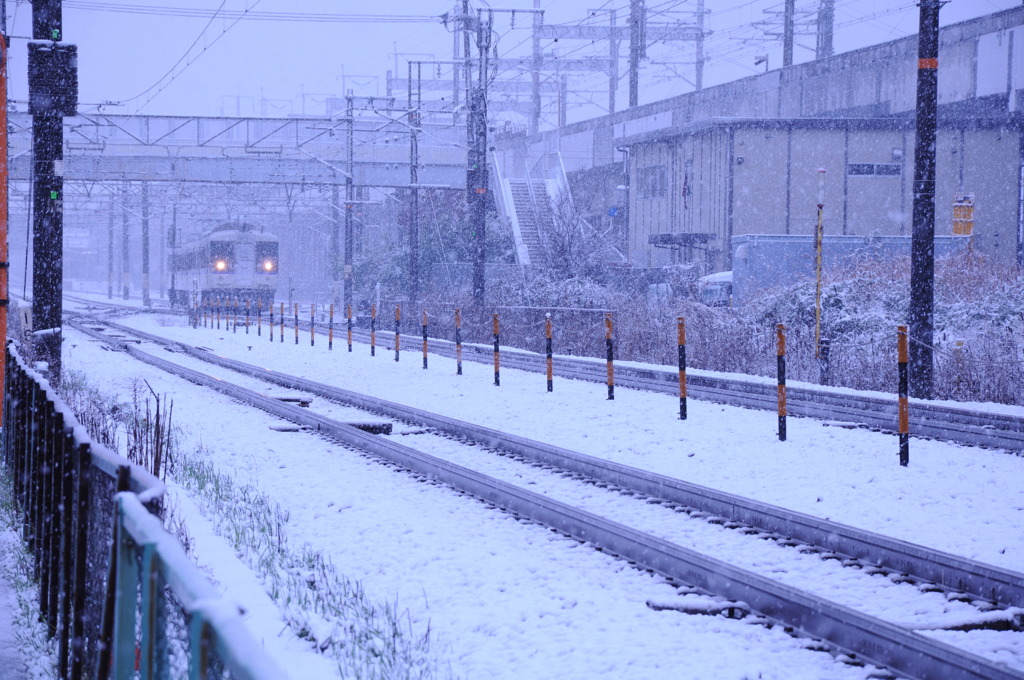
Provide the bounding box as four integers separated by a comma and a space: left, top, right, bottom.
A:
506, 178, 552, 266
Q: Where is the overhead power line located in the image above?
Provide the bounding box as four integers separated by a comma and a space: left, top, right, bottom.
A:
62, 1, 441, 23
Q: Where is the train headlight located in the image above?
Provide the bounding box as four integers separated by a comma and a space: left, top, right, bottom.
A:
214, 259, 228, 272
262, 260, 275, 272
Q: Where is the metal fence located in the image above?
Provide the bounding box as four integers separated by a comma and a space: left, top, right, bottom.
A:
2, 343, 283, 680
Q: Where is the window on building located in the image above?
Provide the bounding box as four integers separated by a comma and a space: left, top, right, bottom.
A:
848, 163, 902, 176
637, 165, 667, 198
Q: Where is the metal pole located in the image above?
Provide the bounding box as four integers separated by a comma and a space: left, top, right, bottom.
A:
909, 0, 941, 400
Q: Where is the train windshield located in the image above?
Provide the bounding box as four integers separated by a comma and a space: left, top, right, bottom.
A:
255, 241, 278, 273
210, 241, 234, 272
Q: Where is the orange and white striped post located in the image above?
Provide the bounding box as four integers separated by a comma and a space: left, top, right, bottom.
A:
455, 308, 463, 375
279, 302, 284, 343
310, 303, 315, 347
898, 325, 910, 466
421, 310, 429, 369
328, 303, 334, 350
394, 304, 401, 362
346, 304, 353, 352
678, 317, 687, 420
293, 303, 299, 345
776, 323, 787, 441
370, 303, 377, 356
257, 299, 262, 337
605, 313, 615, 400
492, 312, 500, 386
545, 313, 553, 392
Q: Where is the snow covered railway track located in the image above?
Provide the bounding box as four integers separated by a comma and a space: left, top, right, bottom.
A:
347, 328, 1024, 453
68, 317, 1024, 680
92, 319, 1024, 610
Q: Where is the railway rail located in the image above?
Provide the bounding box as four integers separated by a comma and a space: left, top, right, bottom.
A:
62, 293, 1024, 453
66, 312, 1024, 680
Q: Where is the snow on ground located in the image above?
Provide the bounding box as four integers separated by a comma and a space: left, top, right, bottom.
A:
28, 298, 1024, 678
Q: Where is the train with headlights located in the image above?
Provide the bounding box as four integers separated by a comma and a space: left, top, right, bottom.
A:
169, 222, 278, 307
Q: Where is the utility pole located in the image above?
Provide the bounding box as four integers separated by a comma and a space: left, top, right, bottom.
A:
29, 0, 77, 383
816, 0, 835, 60
408, 62, 421, 306
121, 183, 130, 300
696, 0, 705, 90
468, 9, 492, 307
330, 180, 340, 311
609, 10, 619, 112
909, 0, 941, 400
629, 0, 645, 107
783, 0, 795, 67
107, 200, 114, 298
169, 204, 177, 304
141, 181, 151, 308
531, 0, 542, 135
344, 95, 355, 315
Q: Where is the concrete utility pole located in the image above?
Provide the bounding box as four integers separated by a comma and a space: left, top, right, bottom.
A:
783, 0, 795, 67
629, 0, 645, 107
408, 62, 421, 306
29, 0, 77, 383
468, 9, 492, 307
121, 182, 130, 300
909, 0, 941, 400
141, 181, 151, 308
344, 94, 354, 315
531, 0, 542, 135
816, 0, 835, 59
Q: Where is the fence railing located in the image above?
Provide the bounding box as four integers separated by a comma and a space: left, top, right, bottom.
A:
2, 342, 283, 680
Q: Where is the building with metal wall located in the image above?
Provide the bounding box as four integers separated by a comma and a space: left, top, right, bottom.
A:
622, 116, 1020, 272
494, 5, 1024, 273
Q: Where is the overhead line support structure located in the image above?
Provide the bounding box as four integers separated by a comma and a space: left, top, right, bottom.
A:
909, 0, 941, 399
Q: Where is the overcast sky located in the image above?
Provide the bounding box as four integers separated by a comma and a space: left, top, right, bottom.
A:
4, 0, 1020, 124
